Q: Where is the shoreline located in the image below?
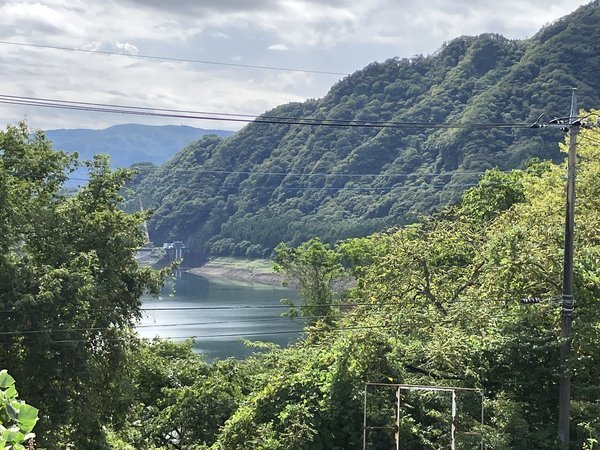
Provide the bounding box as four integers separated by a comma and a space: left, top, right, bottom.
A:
186, 260, 285, 287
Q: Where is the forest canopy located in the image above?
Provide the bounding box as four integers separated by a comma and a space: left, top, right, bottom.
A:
126, 1, 600, 263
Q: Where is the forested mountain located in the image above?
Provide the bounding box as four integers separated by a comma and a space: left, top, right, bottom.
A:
129, 2, 600, 262
46, 124, 232, 184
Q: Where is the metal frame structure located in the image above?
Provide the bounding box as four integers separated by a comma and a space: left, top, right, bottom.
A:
363, 382, 485, 450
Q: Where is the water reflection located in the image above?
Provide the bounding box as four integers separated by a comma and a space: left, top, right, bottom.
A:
138, 272, 302, 360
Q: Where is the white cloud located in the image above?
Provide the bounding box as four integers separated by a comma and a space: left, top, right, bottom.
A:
268, 43, 289, 51
114, 41, 139, 55
0, 1, 66, 33
210, 31, 230, 39
0, 0, 590, 131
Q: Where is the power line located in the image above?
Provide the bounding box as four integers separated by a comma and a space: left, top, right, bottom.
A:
127, 167, 507, 178
0, 94, 533, 129
0, 94, 533, 128
63, 182, 496, 191
0, 301, 398, 314
0, 295, 560, 315
578, 133, 600, 147
0, 296, 560, 338
45, 323, 414, 344
0, 310, 396, 336
0, 156, 511, 179
0, 40, 349, 76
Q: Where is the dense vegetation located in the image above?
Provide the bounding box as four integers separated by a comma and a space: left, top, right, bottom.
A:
113, 121, 600, 449
0, 123, 166, 448
128, 1, 600, 263
3, 116, 600, 448
3, 3, 600, 448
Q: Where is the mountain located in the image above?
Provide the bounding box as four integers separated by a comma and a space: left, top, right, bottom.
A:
45, 123, 233, 172
128, 1, 600, 263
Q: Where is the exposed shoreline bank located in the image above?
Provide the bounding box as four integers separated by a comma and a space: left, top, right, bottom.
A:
186, 258, 284, 287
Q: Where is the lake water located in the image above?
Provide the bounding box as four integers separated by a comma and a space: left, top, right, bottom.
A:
138, 272, 302, 360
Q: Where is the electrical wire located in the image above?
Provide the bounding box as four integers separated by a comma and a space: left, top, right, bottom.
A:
0, 323, 398, 340
0, 94, 532, 128
1, 94, 426, 126
45, 323, 419, 344
0, 295, 560, 315
579, 133, 600, 147
0, 40, 350, 76
57, 182, 496, 191
0, 302, 397, 314
145, 169, 501, 177
0, 310, 396, 336
0, 94, 533, 129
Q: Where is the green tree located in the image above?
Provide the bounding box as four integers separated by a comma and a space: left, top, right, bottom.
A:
119, 339, 249, 449
0, 123, 165, 449
273, 238, 344, 325
210, 124, 600, 449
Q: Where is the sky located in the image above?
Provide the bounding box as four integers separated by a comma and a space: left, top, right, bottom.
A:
0, 0, 589, 131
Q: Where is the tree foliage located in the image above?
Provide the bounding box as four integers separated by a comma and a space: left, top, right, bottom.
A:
108, 120, 600, 449
0, 123, 165, 449
127, 2, 600, 262
273, 238, 344, 324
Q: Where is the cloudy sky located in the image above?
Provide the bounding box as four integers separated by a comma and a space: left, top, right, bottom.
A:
0, 0, 588, 131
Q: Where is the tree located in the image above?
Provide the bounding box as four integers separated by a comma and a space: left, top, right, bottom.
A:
118, 339, 249, 449
273, 238, 344, 325
0, 123, 165, 449
213, 123, 600, 448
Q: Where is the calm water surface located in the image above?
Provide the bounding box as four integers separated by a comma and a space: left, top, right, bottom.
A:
138, 272, 302, 360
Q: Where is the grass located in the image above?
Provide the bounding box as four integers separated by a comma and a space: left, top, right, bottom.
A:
205, 257, 276, 274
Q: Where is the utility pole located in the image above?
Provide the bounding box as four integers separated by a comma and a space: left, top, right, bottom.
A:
532, 89, 582, 449
557, 89, 578, 449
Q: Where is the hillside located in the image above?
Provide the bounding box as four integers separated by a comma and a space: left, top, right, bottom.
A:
129, 2, 600, 263
46, 124, 233, 184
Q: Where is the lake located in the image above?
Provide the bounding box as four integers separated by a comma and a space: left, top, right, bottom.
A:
138, 272, 302, 360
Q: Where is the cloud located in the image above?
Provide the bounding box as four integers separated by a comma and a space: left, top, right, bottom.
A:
0, 1, 66, 34
0, 0, 589, 132
210, 31, 230, 39
268, 43, 289, 51
114, 41, 139, 55
121, 0, 275, 14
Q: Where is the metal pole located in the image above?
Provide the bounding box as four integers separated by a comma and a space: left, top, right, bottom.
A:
396, 387, 401, 450
363, 385, 368, 450
481, 391, 485, 450
451, 390, 457, 450
558, 89, 578, 449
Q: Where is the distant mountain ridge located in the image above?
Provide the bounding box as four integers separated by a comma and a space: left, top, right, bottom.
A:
46, 123, 233, 169
128, 1, 600, 263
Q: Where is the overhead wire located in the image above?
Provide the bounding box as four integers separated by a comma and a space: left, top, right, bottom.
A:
58, 182, 498, 191
0, 94, 533, 129
0, 40, 350, 76
578, 133, 600, 147
0, 310, 395, 336
0, 295, 561, 341
0, 94, 532, 128
47, 324, 399, 344
0, 294, 561, 316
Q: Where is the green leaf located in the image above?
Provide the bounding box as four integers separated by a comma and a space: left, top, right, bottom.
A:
0, 371, 15, 390
4, 384, 17, 401
17, 404, 38, 433
2, 426, 25, 444
6, 402, 19, 421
